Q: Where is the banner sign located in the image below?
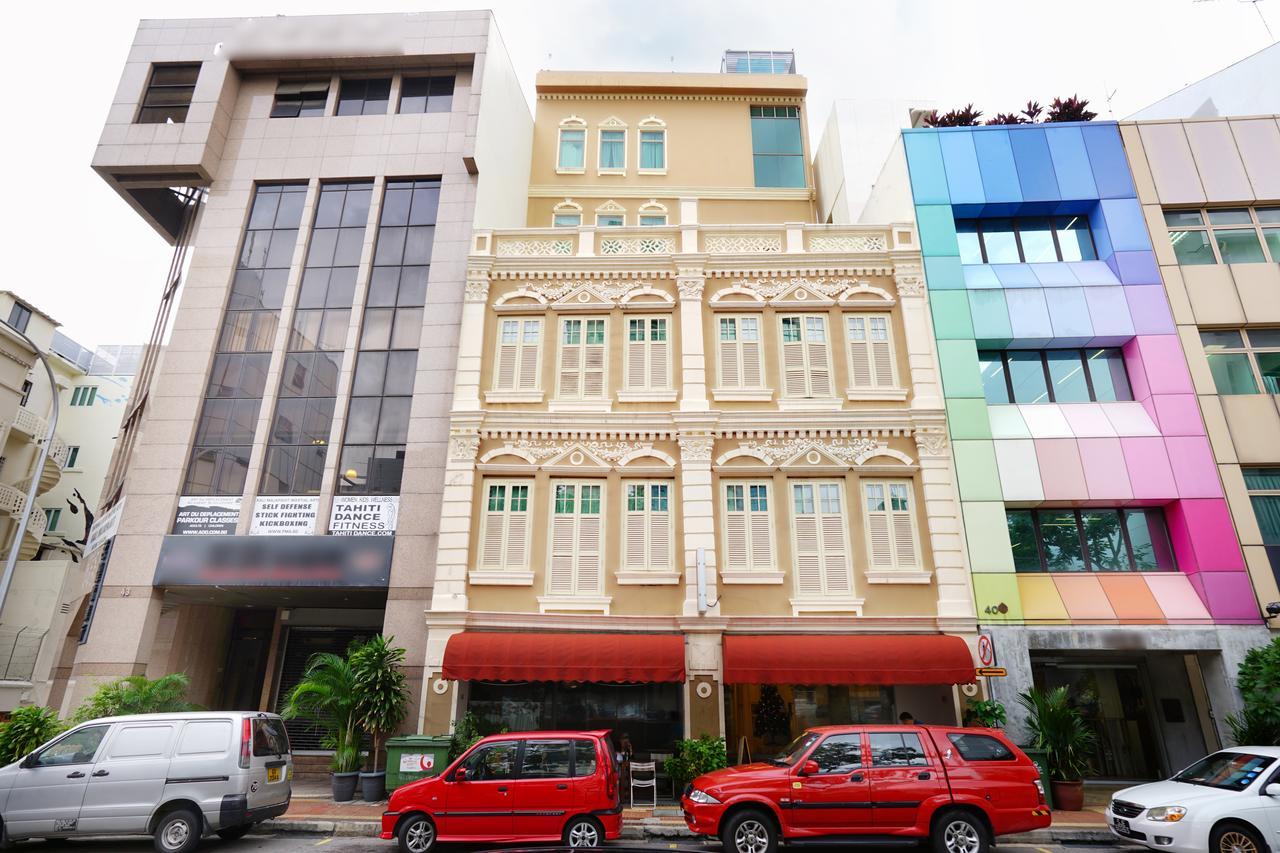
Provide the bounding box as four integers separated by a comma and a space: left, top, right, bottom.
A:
173, 496, 242, 535
399, 753, 435, 772
84, 498, 126, 555
250, 497, 319, 536
329, 496, 398, 536
155, 535, 392, 588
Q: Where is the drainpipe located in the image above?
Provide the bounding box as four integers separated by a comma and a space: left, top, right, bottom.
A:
0, 326, 59, 616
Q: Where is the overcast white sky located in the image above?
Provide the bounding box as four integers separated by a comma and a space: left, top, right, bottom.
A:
3, 0, 1276, 348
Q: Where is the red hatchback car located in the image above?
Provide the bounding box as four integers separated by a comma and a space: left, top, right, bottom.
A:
381, 730, 622, 852
683, 725, 1050, 853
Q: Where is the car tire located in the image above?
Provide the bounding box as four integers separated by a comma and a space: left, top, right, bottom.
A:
721, 809, 777, 853
396, 813, 436, 853
216, 822, 253, 841
1211, 822, 1266, 853
563, 815, 603, 848
932, 809, 989, 853
153, 807, 201, 853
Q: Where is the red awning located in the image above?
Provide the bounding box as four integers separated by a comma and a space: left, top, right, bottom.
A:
442, 632, 685, 683
723, 634, 974, 685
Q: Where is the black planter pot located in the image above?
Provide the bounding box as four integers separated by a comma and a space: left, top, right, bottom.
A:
332, 771, 359, 802
360, 771, 387, 802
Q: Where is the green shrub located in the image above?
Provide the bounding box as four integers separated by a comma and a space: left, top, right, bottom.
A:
963, 699, 1007, 728
663, 735, 728, 791
1226, 637, 1280, 746
280, 652, 363, 773
350, 635, 409, 773
1018, 686, 1095, 781
448, 711, 484, 762
0, 706, 64, 765
72, 673, 194, 723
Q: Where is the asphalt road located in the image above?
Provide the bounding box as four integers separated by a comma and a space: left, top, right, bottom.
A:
2, 831, 1143, 853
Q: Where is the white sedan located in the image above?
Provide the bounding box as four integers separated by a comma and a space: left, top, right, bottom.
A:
1107, 746, 1280, 853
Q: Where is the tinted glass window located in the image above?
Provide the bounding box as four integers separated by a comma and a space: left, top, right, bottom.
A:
869, 732, 927, 766
1174, 751, 1274, 791
36, 725, 109, 767
573, 740, 598, 777
138, 63, 200, 123
461, 742, 518, 781
253, 718, 290, 756
521, 740, 571, 778
399, 75, 454, 114
810, 734, 862, 773
948, 733, 1014, 761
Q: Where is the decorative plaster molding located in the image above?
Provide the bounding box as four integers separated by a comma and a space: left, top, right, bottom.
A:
448, 434, 480, 462
706, 234, 783, 254
495, 237, 574, 257
895, 274, 925, 297
914, 428, 949, 457
807, 233, 888, 253
724, 437, 883, 467
678, 435, 715, 462
677, 278, 706, 299
599, 236, 676, 255
464, 278, 490, 303
502, 439, 660, 465
723, 276, 888, 303
497, 279, 668, 306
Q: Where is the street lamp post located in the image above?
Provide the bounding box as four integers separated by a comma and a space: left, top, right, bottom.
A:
0, 325, 60, 613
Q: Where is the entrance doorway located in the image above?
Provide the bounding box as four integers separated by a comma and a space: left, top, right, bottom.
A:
219, 608, 275, 711
274, 626, 375, 749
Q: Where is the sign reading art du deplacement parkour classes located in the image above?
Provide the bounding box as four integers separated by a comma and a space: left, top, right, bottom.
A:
249, 497, 319, 536
172, 496, 243, 535
329, 496, 399, 536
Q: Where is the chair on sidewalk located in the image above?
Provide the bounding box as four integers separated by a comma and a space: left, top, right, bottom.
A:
629, 760, 657, 807
649, 751, 676, 798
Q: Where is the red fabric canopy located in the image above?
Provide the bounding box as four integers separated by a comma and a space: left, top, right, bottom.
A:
723, 634, 974, 685
442, 632, 685, 683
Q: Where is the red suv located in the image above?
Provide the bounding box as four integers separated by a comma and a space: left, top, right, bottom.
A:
381, 730, 621, 852
683, 725, 1050, 853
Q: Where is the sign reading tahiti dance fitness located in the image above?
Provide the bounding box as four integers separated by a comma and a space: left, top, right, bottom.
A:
328, 496, 399, 536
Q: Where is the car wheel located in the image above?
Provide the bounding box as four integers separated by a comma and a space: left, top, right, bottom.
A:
1212, 822, 1266, 853
932, 809, 988, 853
397, 814, 436, 853
721, 809, 777, 853
216, 822, 253, 841
153, 807, 201, 853
563, 815, 603, 848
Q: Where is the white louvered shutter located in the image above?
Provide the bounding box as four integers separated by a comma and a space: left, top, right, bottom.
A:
718, 319, 741, 388
518, 319, 541, 390
648, 319, 669, 389
626, 319, 647, 391
479, 483, 508, 569
847, 316, 873, 388
558, 319, 581, 399
724, 484, 749, 571
625, 483, 647, 570
576, 483, 602, 592
781, 318, 808, 398
818, 484, 850, 594
549, 483, 577, 593
740, 317, 763, 387
869, 316, 895, 387
648, 482, 671, 570
625, 481, 672, 571
582, 319, 606, 399
792, 484, 822, 595
864, 480, 919, 570
505, 483, 530, 568
864, 483, 894, 570
806, 316, 833, 397
889, 482, 919, 568
496, 321, 519, 390
747, 482, 773, 570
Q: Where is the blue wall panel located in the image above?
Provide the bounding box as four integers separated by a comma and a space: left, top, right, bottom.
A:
1099, 198, 1150, 253
904, 132, 951, 205
938, 131, 985, 208
1081, 124, 1135, 199
1010, 127, 1060, 205
916, 205, 959, 257
1045, 126, 1098, 202
1045, 287, 1094, 343
972, 129, 1023, 206
1084, 286, 1135, 342
1005, 287, 1054, 344
924, 255, 966, 290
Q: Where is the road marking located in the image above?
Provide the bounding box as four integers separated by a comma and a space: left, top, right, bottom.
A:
314, 839, 333, 846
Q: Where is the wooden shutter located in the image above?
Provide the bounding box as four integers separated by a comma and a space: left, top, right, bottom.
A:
806, 317, 833, 397
518, 319, 541, 390
864, 483, 894, 570
505, 484, 529, 569
549, 483, 577, 593
649, 483, 671, 570
625, 481, 672, 570
719, 319, 741, 388
818, 484, 850, 594
582, 319, 606, 399
577, 484, 602, 592
864, 480, 918, 570
847, 316, 873, 388
792, 484, 823, 595
626, 319, 647, 391
625, 483, 647, 570
724, 484, 748, 571
496, 321, 518, 390
782, 318, 808, 398
558, 320, 581, 398
648, 319, 669, 389
741, 317, 763, 387
889, 482, 918, 568
479, 483, 507, 569
869, 316, 894, 387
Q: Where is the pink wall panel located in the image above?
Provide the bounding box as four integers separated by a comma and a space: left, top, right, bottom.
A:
1078, 437, 1133, 500
1119, 437, 1178, 499
1122, 337, 1152, 402
1168, 499, 1246, 571
1144, 574, 1212, 622
1034, 439, 1089, 500
1165, 436, 1224, 498
1152, 394, 1207, 437
1165, 501, 1200, 573
1197, 571, 1263, 623
1135, 336, 1195, 395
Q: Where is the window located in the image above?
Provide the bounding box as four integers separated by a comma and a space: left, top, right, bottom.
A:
750, 105, 804, 188
809, 734, 862, 774
862, 480, 920, 571
623, 481, 673, 572
336, 77, 391, 115
478, 480, 532, 572
572, 739, 598, 777
338, 179, 437, 495
70, 386, 99, 406
558, 120, 586, 172
137, 63, 199, 123
955, 216, 1097, 264
723, 481, 774, 573
1244, 468, 1280, 582
638, 201, 668, 227
717, 316, 764, 389
270, 79, 330, 118
596, 212, 625, 227
6, 302, 32, 334
723, 50, 796, 74
253, 718, 290, 756
44, 507, 61, 531
548, 481, 603, 596
869, 732, 927, 766
780, 315, 833, 398
398, 75, 454, 114
1006, 507, 1177, 572
494, 319, 542, 392
65, 446, 80, 468
34, 725, 109, 767
599, 126, 626, 173
554, 213, 582, 227
458, 741, 518, 781
791, 482, 851, 597
1200, 329, 1280, 395
521, 740, 572, 778
263, 182, 372, 496
948, 732, 1015, 762
19, 381, 31, 407
978, 348, 1131, 404
625, 317, 670, 391
557, 318, 607, 400
1165, 208, 1280, 265
846, 314, 896, 389
639, 120, 666, 172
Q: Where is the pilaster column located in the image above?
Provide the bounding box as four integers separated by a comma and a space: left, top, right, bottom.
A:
452, 265, 491, 412
914, 424, 975, 620
894, 262, 941, 411
427, 424, 481, 614
677, 431, 717, 617
676, 265, 709, 412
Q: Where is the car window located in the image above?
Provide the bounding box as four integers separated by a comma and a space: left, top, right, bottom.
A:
35, 725, 110, 767
253, 718, 290, 756
178, 721, 232, 756
460, 741, 518, 781
106, 725, 174, 759
521, 740, 571, 778
869, 732, 928, 767
809, 734, 862, 774
1174, 751, 1275, 791
772, 731, 821, 767
573, 739, 598, 777
947, 733, 1015, 762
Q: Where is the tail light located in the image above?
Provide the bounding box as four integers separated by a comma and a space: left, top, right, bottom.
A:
239, 718, 252, 769
1034, 778, 1045, 805
604, 741, 617, 800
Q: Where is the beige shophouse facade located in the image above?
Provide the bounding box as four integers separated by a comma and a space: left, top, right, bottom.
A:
420, 67, 980, 758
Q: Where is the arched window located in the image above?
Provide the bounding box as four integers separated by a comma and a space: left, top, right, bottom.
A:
552, 199, 582, 228
557, 116, 587, 172
638, 199, 668, 227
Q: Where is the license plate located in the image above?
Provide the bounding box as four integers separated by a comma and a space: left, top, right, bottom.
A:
267, 767, 282, 783
1112, 817, 1130, 834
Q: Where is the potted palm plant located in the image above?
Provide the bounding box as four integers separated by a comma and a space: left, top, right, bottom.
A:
282, 651, 363, 801
1019, 686, 1095, 810
350, 635, 409, 802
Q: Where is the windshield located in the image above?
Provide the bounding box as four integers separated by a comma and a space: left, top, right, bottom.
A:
771, 731, 820, 766
1173, 751, 1274, 791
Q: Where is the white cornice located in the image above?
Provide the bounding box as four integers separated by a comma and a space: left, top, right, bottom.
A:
527, 185, 812, 201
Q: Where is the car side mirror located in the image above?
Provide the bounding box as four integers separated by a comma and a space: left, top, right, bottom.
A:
1266, 782, 1280, 797
19, 753, 36, 769
799, 760, 820, 777
453, 767, 467, 782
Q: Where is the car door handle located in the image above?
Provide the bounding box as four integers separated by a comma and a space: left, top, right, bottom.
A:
66, 771, 85, 779
497, 786, 508, 793
917, 772, 931, 780
92, 770, 109, 777
557, 783, 568, 790
849, 774, 864, 782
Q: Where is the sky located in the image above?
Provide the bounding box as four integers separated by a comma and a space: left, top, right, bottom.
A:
3, 0, 1277, 349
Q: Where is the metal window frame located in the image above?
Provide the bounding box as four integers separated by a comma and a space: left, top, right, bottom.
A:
1014, 507, 1172, 573
1164, 206, 1280, 264
983, 348, 1130, 404
962, 216, 1097, 265
1200, 326, 1280, 394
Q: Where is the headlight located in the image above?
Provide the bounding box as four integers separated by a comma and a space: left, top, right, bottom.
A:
1147, 806, 1187, 822
687, 788, 721, 805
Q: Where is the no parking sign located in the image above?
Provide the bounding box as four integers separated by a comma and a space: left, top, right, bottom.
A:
978, 633, 997, 668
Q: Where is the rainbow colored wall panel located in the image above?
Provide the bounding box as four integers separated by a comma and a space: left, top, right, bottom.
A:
903, 121, 1259, 625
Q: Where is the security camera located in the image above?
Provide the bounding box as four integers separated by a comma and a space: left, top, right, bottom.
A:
1266, 602, 1280, 618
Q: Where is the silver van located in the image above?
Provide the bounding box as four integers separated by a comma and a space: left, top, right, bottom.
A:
0, 711, 291, 852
